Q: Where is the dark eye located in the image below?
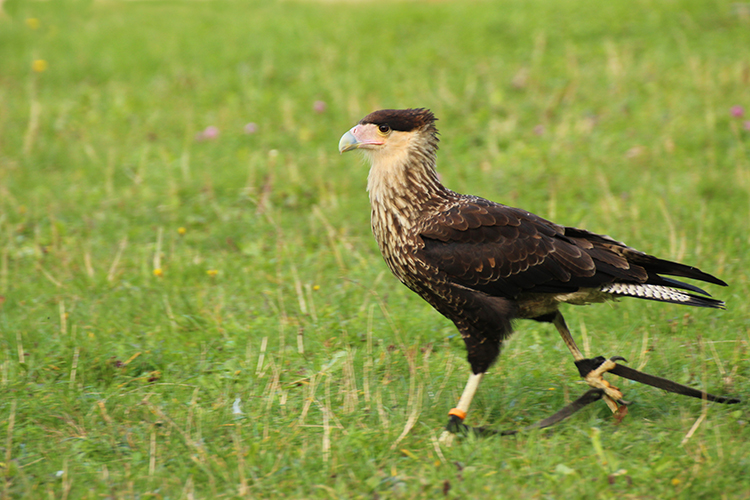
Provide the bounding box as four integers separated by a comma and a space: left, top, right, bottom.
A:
378, 124, 391, 134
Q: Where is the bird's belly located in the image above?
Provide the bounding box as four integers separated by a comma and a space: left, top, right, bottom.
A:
516, 289, 611, 318
553, 289, 611, 305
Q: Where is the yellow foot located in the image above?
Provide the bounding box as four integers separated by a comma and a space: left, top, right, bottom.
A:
584, 358, 624, 401
576, 356, 630, 414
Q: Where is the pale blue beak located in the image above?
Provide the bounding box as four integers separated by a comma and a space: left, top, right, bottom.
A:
338, 129, 359, 153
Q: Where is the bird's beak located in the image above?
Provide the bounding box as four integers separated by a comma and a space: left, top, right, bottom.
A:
338, 124, 384, 154
338, 128, 360, 153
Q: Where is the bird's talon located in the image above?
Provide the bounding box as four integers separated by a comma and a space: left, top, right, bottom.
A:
610, 356, 627, 363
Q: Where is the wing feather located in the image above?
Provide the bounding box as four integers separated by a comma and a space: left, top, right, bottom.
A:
417, 198, 718, 299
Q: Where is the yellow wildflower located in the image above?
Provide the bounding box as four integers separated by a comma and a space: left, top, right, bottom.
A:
153, 268, 163, 277
32, 60, 48, 73
207, 269, 218, 277
177, 227, 186, 236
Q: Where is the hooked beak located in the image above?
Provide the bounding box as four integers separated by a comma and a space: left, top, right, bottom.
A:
338, 124, 384, 154
338, 129, 360, 153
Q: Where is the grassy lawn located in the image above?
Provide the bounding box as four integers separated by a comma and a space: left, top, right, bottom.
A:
1, 0, 749, 497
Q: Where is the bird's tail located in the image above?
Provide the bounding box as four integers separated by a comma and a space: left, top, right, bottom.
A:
599, 282, 725, 309
626, 253, 727, 287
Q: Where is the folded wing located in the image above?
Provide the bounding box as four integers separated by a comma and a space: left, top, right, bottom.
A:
417, 198, 725, 304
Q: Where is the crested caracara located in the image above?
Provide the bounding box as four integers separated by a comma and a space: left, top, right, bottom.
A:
338, 108, 727, 433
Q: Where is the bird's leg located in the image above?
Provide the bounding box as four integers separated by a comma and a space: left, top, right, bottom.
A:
551, 312, 626, 413
449, 372, 484, 424
439, 372, 484, 444
551, 312, 585, 362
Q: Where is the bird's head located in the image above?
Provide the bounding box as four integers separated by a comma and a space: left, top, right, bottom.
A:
338, 108, 439, 164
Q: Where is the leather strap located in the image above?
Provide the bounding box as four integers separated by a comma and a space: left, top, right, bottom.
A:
498, 389, 605, 436
448, 363, 740, 437
609, 363, 740, 404
454, 389, 604, 437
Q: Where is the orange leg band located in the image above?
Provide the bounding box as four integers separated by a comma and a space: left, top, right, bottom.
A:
448, 408, 467, 420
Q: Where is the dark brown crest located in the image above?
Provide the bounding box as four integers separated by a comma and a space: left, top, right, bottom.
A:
360, 108, 437, 132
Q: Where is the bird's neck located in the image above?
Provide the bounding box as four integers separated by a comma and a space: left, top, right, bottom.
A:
366, 144, 448, 255
367, 147, 444, 213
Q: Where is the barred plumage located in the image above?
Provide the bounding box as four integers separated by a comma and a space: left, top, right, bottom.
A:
600, 283, 691, 301
599, 283, 725, 308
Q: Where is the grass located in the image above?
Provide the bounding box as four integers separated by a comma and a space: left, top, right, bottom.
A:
1, 0, 749, 497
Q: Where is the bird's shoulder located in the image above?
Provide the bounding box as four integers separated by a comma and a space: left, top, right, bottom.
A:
416, 194, 564, 244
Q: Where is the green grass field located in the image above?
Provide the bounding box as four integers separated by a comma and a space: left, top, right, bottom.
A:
1, 0, 749, 497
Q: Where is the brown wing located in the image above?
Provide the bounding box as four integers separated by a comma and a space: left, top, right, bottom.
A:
560, 226, 726, 288
417, 198, 669, 299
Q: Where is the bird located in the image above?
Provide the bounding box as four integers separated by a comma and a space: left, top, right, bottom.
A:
338, 108, 728, 433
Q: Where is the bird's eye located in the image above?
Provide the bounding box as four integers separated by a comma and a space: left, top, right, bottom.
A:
378, 124, 391, 134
